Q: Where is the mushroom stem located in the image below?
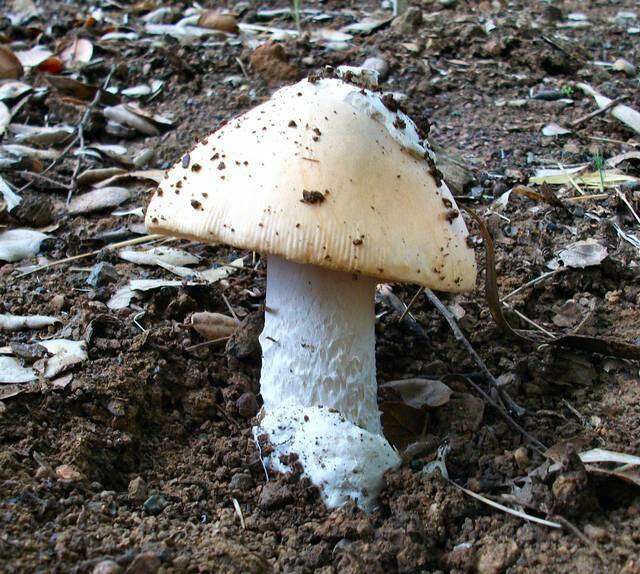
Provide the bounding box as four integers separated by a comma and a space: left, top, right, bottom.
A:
259, 255, 380, 433
256, 256, 400, 510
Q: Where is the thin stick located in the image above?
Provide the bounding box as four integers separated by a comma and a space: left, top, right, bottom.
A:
571, 95, 629, 128
425, 289, 547, 453
220, 292, 238, 321
449, 480, 561, 528
15, 171, 70, 190
616, 187, 640, 226
502, 301, 556, 338
185, 336, 231, 352
19, 234, 164, 277
564, 193, 609, 203
501, 269, 563, 303
399, 286, 424, 323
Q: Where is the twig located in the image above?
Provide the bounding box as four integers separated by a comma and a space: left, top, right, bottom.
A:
235, 57, 249, 79
449, 479, 562, 528
501, 269, 563, 303
571, 95, 629, 128
221, 292, 239, 322
502, 301, 556, 338
399, 286, 424, 323
616, 187, 640, 226
15, 171, 70, 190
458, 374, 547, 455
185, 336, 231, 352
19, 234, 164, 277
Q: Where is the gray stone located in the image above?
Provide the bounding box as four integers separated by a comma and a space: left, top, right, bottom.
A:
86, 262, 119, 288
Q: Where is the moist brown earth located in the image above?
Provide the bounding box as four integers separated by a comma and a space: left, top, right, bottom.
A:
1, 1, 640, 573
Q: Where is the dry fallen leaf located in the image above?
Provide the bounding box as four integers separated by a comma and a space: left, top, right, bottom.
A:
68, 186, 131, 214
119, 246, 200, 267
577, 82, 640, 135
10, 124, 74, 146
198, 11, 240, 34
14, 47, 54, 69
0, 356, 37, 383
0, 102, 10, 136
191, 312, 239, 340
0, 81, 32, 101
0, 228, 48, 262
0, 46, 24, 79
381, 378, 453, 409
0, 175, 21, 211
557, 239, 607, 269
60, 38, 93, 67
0, 313, 59, 331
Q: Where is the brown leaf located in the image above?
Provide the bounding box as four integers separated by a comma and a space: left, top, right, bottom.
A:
380, 401, 425, 450
380, 378, 452, 409
46, 75, 119, 105
0, 46, 24, 80
198, 11, 240, 34
190, 312, 239, 341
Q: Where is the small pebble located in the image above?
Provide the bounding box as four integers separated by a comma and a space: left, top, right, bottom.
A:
142, 494, 168, 516
93, 560, 122, 574
128, 476, 148, 502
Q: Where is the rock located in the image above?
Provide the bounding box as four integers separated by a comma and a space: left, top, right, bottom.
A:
236, 392, 258, 418
93, 560, 122, 574
542, 5, 563, 22
258, 482, 293, 510
142, 494, 168, 516
128, 476, 147, 502
552, 445, 599, 517
249, 42, 300, 87
476, 541, 519, 574
10, 194, 55, 227
50, 294, 65, 312
125, 552, 161, 574
226, 311, 264, 363
438, 0, 457, 7
86, 262, 119, 288
612, 57, 636, 76
390, 6, 422, 34
362, 57, 389, 81
229, 473, 254, 491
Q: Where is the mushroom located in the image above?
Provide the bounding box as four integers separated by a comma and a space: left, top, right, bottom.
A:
145, 68, 476, 510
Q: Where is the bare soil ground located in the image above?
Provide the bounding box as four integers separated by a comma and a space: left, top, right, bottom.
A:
1, 1, 640, 573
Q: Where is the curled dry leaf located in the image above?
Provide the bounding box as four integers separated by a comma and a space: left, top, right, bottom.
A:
0, 81, 32, 101
0, 174, 22, 211
119, 246, 200, 267
1, 144, 60, 161
577, 82, 640, 136
60, 38, 93, 67
0, 46, 24, 80
38, 339, 87, 378
46, 75, 119, 105
557, 239, 607, 269
0, 102, 10, 136
191, 312, 239, 340
0, 313, 59, 331
0, 228, 48, 262
68, 186, 131, 214
198, 11, 240, 34
103, 104, 160, 136
0, 356, 37, 383
10, 124, 74, 146
381, 378, 453, 409
14, 47, 54, 69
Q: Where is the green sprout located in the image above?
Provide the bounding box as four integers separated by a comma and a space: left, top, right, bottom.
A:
561, 85, 574, 97
293, 0, 302, 32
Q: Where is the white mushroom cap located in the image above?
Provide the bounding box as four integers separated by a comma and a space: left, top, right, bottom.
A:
146, 74, 476, 291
